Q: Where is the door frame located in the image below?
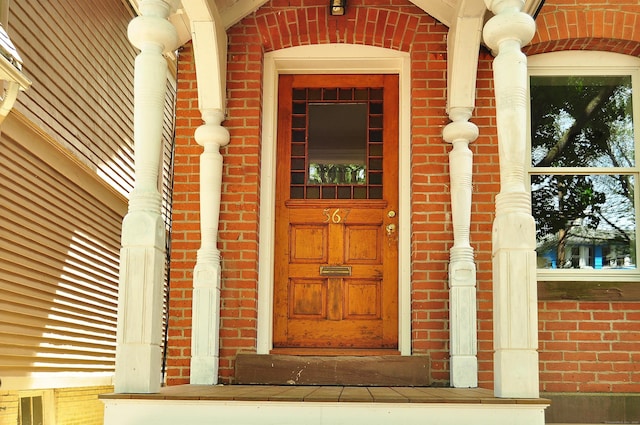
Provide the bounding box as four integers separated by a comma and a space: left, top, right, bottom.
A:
257, 44, 412, 355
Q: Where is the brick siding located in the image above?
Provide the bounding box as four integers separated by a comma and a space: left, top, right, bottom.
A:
539, 301, 640, 392
54, 386, 112, 425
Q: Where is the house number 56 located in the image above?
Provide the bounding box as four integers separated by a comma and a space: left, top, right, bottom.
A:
323, 208, 349, 224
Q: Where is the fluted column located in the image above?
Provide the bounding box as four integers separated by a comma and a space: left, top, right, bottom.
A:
190, 109, 229, 384
444, 107, 479, 388
483, 0, 539, 398
114, 0, 177, 394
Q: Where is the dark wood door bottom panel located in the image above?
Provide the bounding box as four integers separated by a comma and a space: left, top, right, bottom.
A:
234, 353, 430, 387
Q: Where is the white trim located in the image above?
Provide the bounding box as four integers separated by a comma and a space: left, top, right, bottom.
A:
103, 398, 548, 425
528, 50, 640, 70
2, 373, 114, 391
257, 44, 412, 355
528, 51, 640, 282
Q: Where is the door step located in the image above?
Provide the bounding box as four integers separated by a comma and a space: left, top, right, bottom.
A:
235, 353, 431, 386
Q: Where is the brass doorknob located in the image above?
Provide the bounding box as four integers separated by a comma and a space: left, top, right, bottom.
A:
386, 224, 396, 235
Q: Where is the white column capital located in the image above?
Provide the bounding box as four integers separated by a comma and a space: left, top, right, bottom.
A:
484, 0, 525, 14
443, 118, 479, 146
128, 1, 179, 54
448, 106, 473, 122
195, 109, 230, 149
483, 9, 535, 52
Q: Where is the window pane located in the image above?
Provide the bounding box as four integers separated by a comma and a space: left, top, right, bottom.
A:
307, 103, 367, 185
20, 398, 31, 425
306, 186, 320, 199
530, 75, 634, 168
290, 186, 303, 199
32, 397, 43, 425
533, 174, 636, 269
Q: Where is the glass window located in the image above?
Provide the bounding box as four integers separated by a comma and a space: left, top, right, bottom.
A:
528, 53, 640, 279
289, 86, 385, 200
19, 396, 43, 425
308, 103, 368, 185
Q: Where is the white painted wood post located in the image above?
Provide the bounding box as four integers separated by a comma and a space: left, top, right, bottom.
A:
181, 13, 229, 385
444, 3, 485, 387
444, 107, 479, 388
190, 109, 229, 384
114, 0, 177, 393
483, 0, 540, 398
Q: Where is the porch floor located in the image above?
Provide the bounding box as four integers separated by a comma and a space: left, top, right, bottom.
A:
101, 384, 548, 405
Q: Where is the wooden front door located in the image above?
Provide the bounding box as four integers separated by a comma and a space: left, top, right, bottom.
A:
273, 74, 399, 354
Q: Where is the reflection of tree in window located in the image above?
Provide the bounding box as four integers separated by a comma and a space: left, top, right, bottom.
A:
530, 75, 636, 269
308, 163, 366, 185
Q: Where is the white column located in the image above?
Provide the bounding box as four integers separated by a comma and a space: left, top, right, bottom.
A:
190, 109, 229, 384
483, 0, 539, 398
114, 0, 177, 393
444, 107, 479, 388
182, 11, 229, 385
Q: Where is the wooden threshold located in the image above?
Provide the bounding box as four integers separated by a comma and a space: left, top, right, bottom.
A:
235, 353, 430, 386
100, 384, 550, 405
269, 348, 400, 356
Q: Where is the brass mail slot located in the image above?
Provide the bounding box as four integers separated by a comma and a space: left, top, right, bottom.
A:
319, 265, 352, 276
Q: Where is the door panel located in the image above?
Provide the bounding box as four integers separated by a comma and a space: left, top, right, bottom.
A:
345, 224, 382, 263
290, 224, 328, 263
273, 74, 399, 353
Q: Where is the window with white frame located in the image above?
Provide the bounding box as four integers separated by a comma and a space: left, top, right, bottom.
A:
528, 52, 640, 280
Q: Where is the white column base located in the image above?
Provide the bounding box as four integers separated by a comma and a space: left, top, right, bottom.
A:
494, 349, 540, 398
449, 259, 478, 388
190, 355, 220, 385
190, 260, 222, 385
492, 210, 540, 398
115, 210, 166, 394
450, 355, 478, 388
114, 343, 162, 393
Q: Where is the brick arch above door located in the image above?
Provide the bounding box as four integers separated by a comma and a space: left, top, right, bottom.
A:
526, 6, 640, 56
241, 3, 441, 52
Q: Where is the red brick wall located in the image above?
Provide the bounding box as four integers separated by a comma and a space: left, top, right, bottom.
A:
167, 44, 200, 384
539, 301, 640, 392
167, 0, 640, 391
403, 9, 451, 386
